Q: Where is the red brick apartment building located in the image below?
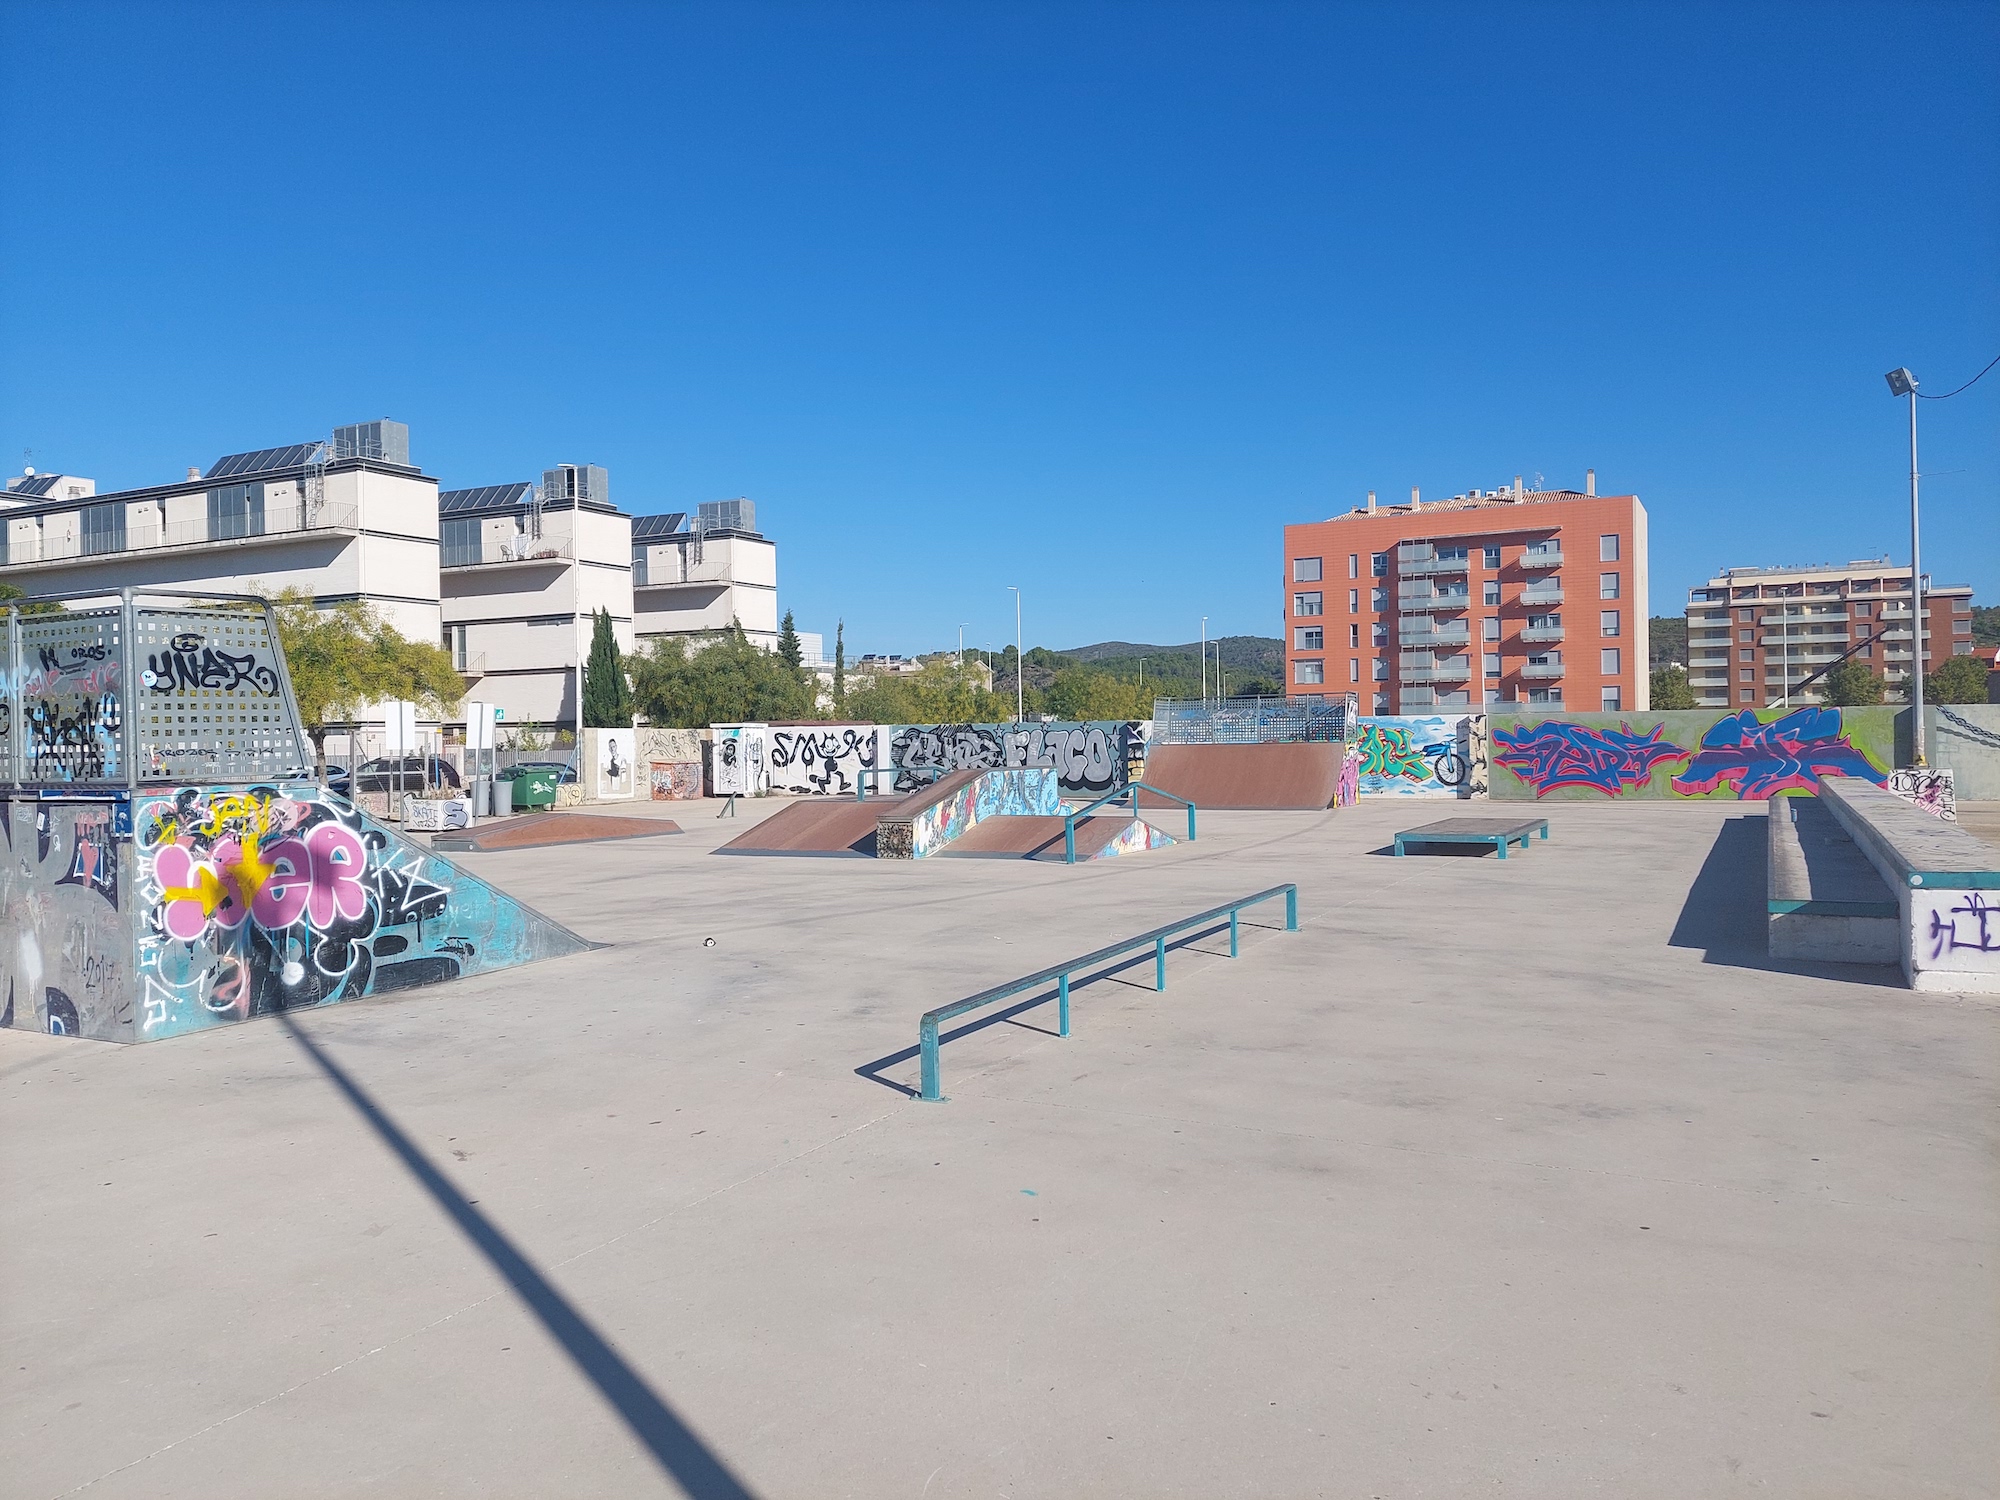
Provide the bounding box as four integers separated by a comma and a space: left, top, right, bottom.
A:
1684, 561, 1975, 710
1282, 473, 1649, 714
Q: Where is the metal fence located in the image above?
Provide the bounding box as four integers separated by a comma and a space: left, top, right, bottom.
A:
1150, 694, 1359, 746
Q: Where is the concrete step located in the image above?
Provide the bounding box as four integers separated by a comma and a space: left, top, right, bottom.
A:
1766, 795, 1898, 965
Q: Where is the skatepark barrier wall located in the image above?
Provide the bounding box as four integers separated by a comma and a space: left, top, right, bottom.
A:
876, 768, 1063, 859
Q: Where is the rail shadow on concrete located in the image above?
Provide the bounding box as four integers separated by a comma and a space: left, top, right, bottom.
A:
278, 1012, 759, 1500
853, 918, 1266, 1099
1668, 815, 1902, 988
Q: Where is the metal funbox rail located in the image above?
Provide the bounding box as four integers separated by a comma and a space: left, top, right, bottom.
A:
915, 884, 1299, 1102
853, 763, 945, 801
1062, 779, 1195, 863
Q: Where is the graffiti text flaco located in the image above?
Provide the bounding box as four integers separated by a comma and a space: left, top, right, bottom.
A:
888, 721, 1148, 795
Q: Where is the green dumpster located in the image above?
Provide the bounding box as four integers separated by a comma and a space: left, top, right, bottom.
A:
509, 769, 560, 810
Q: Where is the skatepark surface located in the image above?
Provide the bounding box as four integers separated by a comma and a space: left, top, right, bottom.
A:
5, 796, 1996, 1499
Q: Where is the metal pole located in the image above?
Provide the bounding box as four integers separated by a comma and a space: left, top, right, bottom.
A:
1057, 972, 1070, 1037
1909, 388, 1926, 767
1154, 935, 1166, 991
1200, 617, 1208, 706
1011, 587, 1023, 724
119, 588, 138, 798
919, 1016, 943, 1102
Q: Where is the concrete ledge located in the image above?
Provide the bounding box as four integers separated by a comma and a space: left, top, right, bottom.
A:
1818, 775, 2000, 993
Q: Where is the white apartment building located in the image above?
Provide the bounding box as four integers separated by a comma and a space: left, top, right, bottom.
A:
0, 421, 441, 649
439, 465, 636, 729
1685, 559, 1975, 710
631, 499, 779, 650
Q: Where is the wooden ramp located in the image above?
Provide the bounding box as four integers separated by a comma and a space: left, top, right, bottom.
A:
433, 812, 684, 852
1137, 742, 1342, 810
713, 796, 911, 856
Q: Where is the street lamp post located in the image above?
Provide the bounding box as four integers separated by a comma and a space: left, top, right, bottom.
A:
1008, 587, 1023, 724
1884, 368, 1925, 766
1200, 616, 1208, 707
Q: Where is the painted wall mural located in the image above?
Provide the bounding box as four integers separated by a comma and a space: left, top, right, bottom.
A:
1488, 707, 1896, 801
1352, 716, 1489, 798
649, 762, 703, 801
768, 725, 883, 796
887, 722, 1150, 796
2, 787, 590, 1043
1887, 767, 1956, 821
710, 725, 768, 797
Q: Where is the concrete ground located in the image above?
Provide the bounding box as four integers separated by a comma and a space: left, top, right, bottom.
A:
4, 796, 1995, 1499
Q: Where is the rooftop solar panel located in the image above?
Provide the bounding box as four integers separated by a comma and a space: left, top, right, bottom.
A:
206, 443, 321, 479
438, 483, 533, 514
631, 512, 689, 538
8, 474, 62, 497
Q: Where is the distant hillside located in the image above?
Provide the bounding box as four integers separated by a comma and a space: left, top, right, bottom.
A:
1060, 636, 1283, 675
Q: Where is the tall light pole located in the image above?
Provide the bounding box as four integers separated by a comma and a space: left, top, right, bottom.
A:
1885, 368, 1924, 766
1008, 587, 1023, 724
958, 623, 966, 671
1200, 616, 1208, 706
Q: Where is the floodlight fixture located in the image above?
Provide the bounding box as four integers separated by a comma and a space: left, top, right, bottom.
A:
1884, 368, 1917, 397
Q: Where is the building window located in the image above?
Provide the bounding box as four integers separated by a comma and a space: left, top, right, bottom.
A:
80, 501, 128, 555
1739, 629, 1753, 643
1348, 589, 1360, 614
1294, 591, 1323, 616
1372, 692, 1389, 713
1739, 649, 1753, 662
1740, 668, 1753, 682
1349, 658, 1361, 683
1738, 608, 1753, 622
1295, 626, 1323, 650
1483, 580, 1500, 606
1294, 556, 1322, 582
1601, 648, 1621, 674
1294, 659, 1324, 685
1370, 587, 1387, 611
440, 516, 482, 568
1348, 554, 1359, 579
1347, 624, 1360, 648
1600, 534, 1620, 562
1600, 572, 1621, 600
1484, 652, 1500, 677
1371, 622, 1386, 646
1600, 610, 1620, 637
1740, 689, 1754, 702
450, 626, 469, 671
1601, 687, 1622, 711
1483, 545, 1500, 569
1373, 657, 1389, 680
1483, 616, 1500, 641
1371, 552, 1387, 577
205, 484, 264, 544
1852, 602, 1870, 617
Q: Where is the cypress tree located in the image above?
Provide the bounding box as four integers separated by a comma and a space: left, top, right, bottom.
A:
778, 610, 803, 671
833, 620, 846, 712
581, 608, 632, 727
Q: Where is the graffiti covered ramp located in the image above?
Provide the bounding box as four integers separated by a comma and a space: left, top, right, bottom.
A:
938, 813, 1176, 861
713, 794, 919, 857
1137, 743, 1344, 810
4, 788, 596, 1044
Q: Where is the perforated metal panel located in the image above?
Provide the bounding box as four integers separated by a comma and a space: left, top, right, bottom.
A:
129, 607, 311, 783
1151, 694, 1360, 746
13, 609, 124, 784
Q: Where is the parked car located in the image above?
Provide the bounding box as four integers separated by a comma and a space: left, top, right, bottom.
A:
328, 756, 463, 796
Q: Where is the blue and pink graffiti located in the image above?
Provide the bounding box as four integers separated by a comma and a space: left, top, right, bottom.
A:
1491, 721, 1688, 796
1668, 707, 1885, 799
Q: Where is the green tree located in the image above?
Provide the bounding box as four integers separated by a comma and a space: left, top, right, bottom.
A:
1922, 654, 1992, 705
270, 590, 463, 780
833, 620, 846, 713
581, 608, 632, 727
1045, 666, 1150, 721
777, 610, 803, 672
845, 658, 1001, 725
0, 582, 62, 615
631, 624, 814, 727
1820, 660, 1885, 706
1649, 665, 1697, 710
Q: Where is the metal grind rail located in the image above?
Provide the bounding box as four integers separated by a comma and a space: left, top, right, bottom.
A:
1062, 779, 1196, 863
916, 884, 1299, 1102
853, 764, 945, 801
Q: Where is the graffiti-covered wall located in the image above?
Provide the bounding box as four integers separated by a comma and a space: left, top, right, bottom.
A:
1488, 707, 1896, 801
1, 787, 591, 1043
1352, 716, 1489, 798
888, 722, 1149, 796
877, 768, 1064, 859
768, 725, 886, 796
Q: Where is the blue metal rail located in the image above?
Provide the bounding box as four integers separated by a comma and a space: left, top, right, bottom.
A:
1063, 780, 1196, 863
852, 764, 944, 801
916, 884, 1298, 1102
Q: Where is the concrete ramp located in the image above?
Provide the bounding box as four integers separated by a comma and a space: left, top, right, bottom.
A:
3, 787, 594, 1043
1138, 743, 1343, 810
941, 814, 1176, 861
877, 769, 1061, 858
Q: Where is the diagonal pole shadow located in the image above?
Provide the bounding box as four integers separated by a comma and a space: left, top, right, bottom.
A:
278, 1011, 758, 1500
852, 919, 1257, 1099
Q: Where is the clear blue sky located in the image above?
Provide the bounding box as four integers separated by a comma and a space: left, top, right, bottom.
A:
3, 2, 1994, 657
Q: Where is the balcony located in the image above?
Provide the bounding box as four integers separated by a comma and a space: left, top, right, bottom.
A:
1519, 624, 1565, 643
1520, 584, 1564, 606
1399, 656, 1473, 683
443, 537, 574, 570
2, 500, 361, 571
1395, 548, 1470, 577
1521, 661, 1565, 679
1397, 584, 1472, 613
1398, 620, 1471, 647
454, 653, 488, 679
1519, 548, 1564, 569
